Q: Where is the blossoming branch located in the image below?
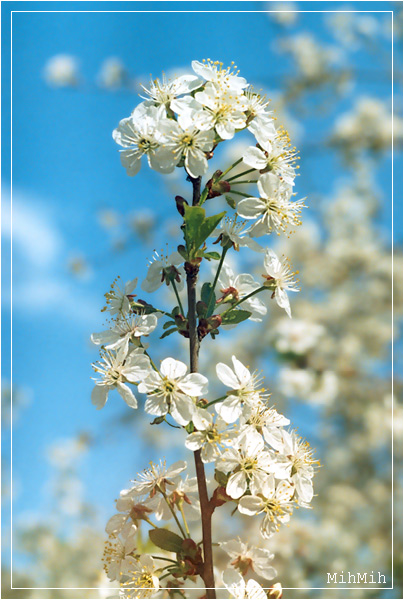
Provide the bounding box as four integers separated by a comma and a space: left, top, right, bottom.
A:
91, 59, 318, 600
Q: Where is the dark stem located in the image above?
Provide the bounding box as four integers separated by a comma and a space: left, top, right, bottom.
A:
189, 175, 202, 206
186, 177, 216, 599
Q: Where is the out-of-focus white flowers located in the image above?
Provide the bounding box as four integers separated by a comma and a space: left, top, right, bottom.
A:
273, 318, 325, 354
97, 57, 128, 89
279, 34, 343, 82
43, 54, 79, 87
326, 11, 380, 48
331, 96, 403, 154
279, 367, 339, 406
267, 2, 298, 27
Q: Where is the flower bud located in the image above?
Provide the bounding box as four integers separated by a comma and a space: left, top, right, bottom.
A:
175, 195, 188, 216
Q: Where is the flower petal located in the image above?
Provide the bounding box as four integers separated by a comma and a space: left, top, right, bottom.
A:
91, 384, 109, 409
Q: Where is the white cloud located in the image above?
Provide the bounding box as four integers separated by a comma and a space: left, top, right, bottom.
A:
2, 189, 62, 267
2, 187, 97, 322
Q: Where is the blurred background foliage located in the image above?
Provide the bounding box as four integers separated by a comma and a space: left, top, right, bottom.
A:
1, 1, 402, 598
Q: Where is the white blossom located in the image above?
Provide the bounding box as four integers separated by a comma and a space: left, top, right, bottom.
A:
103, 532, 137, 582
102, 277, 138, 317
185, 417, 236, 463
216, 263, 267, 323
141, 72, 202, 108
138, 358, 208, 426
91, 313, 158, 356
120, 555, 160, 598
124, 460, 187, 498
244, 88, 276, 138
220, 537, 277, 580
273, 430, 317, 503
222, 568, 269, 599
157, 114, 215, 177
243, 127, 298, 186
215, 356, 263, 423
262, 249, 299, 318
212, 217, 263, 252
236, 173, 304, 236
238, 476, 295, 537
192, 82, 248, 140
113, 104, 172, 176
91, 347, 151, 410
192, 59, 248, 93
216, 434, 273, 499
141, 251, 184, 293
240, 402, 290, 451
145, 475, 200, 522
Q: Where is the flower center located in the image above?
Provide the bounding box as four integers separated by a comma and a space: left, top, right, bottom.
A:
181, 134, 195, 148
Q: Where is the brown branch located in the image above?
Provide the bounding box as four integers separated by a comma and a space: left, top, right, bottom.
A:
186, 176, 216, 599
189, 175, 202, 206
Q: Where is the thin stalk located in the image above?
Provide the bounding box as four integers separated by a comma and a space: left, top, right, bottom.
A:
217, 157, 243, 181
207, 247, 228, 311
179, 503, 191, 537
152, 556, 178, 564
186, 178, 216, 599
142, 349, 160, 372
144, 517, 159, 529
159, 488, 187, 538
230, 180, 258, 185
205, 395, 227, 408
220, 286, 266, 317
227, 167, 257, 182
171, 279, 185, 315
229, 190, 250, 197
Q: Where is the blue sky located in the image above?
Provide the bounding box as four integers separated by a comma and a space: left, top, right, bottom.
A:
1, 0, 402, 574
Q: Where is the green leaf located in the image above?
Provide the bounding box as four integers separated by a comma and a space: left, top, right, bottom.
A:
203, 251, 221, 261
160, 328, 178, 339
214, 469, 229, 486
183, 205, 206, 255
198, 212, 226, 249
149, 528, 184, 553
183, 206, 225, 258
185, 422, 195, 434
163, 320, 176, 330
200, 282, 216, 317
221, 309, 251, 325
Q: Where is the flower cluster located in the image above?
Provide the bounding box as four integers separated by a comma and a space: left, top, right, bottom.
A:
97, 351, 317, 595
113, 59, 304, 239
